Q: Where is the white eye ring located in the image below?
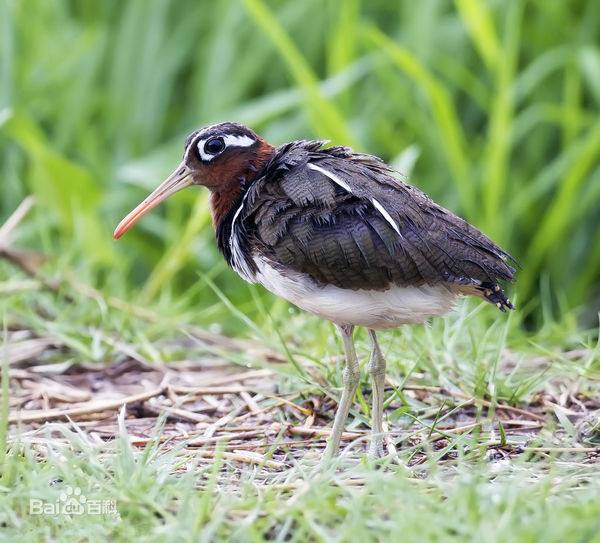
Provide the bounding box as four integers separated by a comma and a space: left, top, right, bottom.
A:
193, 134, 257, 162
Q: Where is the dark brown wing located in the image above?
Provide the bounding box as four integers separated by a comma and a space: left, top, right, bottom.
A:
242, 142, 517, 306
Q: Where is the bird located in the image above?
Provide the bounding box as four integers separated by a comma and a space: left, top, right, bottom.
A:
114, 122, 517, 459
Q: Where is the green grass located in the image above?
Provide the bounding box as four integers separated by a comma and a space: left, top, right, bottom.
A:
1, 0, 600, 540
3, 432, 600, 541
1, 258, 600, 541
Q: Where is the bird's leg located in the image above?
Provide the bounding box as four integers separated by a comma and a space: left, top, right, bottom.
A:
367, 329, 387, 458
326, 324, 361, 458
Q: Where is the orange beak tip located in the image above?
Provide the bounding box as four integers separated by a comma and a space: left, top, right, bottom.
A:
113, 226, 124, 240
111, 162, 192, 243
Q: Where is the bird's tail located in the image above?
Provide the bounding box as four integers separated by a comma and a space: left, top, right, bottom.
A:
479, 282, 514, 312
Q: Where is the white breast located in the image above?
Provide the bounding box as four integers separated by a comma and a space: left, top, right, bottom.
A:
253, 258, 458, 329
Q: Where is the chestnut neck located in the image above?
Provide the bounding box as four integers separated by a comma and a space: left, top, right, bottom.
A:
208, 141, 275, 229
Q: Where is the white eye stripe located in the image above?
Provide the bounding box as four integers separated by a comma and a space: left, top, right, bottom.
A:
224, 134, 257, 147
194, 134, 257, 162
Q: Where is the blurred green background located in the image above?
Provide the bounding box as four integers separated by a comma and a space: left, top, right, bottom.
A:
1, 0, 599, 330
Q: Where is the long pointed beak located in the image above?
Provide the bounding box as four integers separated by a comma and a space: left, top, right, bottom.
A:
113, 163, 193, 239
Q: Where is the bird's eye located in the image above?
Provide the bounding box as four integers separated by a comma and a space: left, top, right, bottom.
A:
204, 137, 225, 155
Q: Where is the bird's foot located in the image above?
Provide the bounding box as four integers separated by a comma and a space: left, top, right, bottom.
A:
324, 436, 341, 459
367, 434, 386, 459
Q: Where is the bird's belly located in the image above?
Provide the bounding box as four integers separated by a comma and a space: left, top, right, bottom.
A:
254, 259, 458, 329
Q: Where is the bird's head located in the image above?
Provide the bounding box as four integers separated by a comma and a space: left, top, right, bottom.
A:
113, 122, 274, 239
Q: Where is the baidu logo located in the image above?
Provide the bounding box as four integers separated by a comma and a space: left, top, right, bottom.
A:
29, 486, 119, 517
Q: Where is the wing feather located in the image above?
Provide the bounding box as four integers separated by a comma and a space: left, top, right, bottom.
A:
240, 142, 517, 294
